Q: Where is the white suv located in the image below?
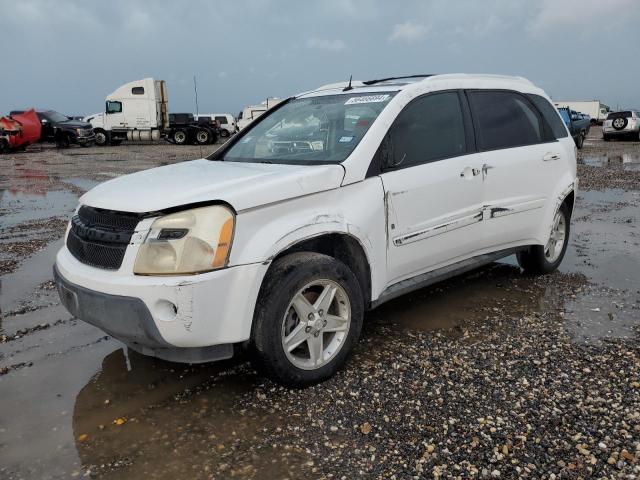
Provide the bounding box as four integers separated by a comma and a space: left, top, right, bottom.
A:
602, 110, 640, 141
54, 74, 577, 387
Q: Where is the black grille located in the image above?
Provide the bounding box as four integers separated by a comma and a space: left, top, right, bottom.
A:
67, 206, 141, 270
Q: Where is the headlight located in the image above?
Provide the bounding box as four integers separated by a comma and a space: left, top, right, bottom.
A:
134, 205, 234, 275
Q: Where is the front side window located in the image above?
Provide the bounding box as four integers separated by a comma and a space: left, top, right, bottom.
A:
385, 92, 467, 168
220, 92, 397, 165
468, 91, 544, 150
44, 111, 70, 123
106, 101, 122, 114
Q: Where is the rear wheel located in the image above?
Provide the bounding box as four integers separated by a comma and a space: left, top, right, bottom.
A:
576, 133, 585, 149
517, 203, 570, 275
195, 128, 211, 145
250, 252, 364, 387
0, 139, 9, 153
220, 129, 230, 138
172, 129, 187, 145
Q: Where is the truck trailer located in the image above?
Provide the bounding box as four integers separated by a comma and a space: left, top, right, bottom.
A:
85, 78, 217, 146
552, 100, 611, 125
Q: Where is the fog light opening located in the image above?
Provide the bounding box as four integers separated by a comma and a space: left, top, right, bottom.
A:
155, 299, 178, 322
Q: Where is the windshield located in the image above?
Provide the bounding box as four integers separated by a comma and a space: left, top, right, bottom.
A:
45, 111, 70, 122
220, 92, 397, 165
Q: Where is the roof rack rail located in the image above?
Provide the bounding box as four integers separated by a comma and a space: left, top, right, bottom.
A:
362, 74, 436, 86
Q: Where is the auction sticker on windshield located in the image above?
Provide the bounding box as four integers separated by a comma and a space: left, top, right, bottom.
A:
344, 94, 390, 105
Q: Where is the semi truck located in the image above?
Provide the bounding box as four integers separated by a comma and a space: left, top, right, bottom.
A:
552, 100, 611, 125
85, 78, 217, 146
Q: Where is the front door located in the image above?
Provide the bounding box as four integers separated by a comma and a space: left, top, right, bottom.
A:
380, 91, 485, 285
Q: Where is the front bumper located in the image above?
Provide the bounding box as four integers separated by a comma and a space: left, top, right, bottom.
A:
54, 246, 268, 360
75, 134, 96, 145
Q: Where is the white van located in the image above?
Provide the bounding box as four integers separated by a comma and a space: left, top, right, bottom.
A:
195, 114, 236, 137
55, 74, 577, 387
237, 98, 283, 130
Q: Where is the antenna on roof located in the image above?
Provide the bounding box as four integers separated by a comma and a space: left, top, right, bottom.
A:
343, 75, 353, 92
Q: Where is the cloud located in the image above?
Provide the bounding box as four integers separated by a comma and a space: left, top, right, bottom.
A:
306, 38, 347, 51
389, 21, 429, 43
528, 0, 638, 36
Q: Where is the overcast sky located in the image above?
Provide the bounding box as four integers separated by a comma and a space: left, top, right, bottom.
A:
1, 0, 638, 116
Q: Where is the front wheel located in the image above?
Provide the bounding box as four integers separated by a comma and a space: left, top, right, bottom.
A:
250, 252, 364, 387
517, 203, 570, 275
94, 130, 109, 146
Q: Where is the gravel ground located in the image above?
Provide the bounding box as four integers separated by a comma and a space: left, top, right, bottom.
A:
1, 131, 639, 479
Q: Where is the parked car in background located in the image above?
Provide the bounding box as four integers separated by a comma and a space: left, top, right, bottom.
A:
195, 114, 236, 137
10, 109, 94, 147
602, 110, 640, 141
0, 110, 42, 153
55, 74, 576, 387
237, 98, 283, 130
557, 107, 590, 148
553, 100, 610, 125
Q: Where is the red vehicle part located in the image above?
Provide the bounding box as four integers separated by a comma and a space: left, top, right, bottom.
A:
0, 109, 41, 152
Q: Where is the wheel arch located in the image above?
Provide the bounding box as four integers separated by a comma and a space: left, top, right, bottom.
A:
268, 232, 373, 309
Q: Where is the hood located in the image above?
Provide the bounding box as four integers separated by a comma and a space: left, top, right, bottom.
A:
58, 119, 92, 129
80, 159, 345, 213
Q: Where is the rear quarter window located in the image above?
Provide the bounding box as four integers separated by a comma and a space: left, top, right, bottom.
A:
527, 94, 569, 139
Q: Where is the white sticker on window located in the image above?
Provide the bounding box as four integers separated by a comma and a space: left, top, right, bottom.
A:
339, 136, 354, 143
344, 94, 390, 105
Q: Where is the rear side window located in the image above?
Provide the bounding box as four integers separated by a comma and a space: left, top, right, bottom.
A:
131, 87, 145, 95
468, 91, 544, 150
215, 116, 228, 124
527, 94, 569, 139
388, 92, 466, 167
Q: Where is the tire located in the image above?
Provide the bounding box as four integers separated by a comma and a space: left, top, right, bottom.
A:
220, 129, 230, 138
517, 202, 570, 275
603, 134, 611, 142
612, 117, 628, 131
250, 252, 364, 387
94, 130, 109, 146
575, 133, 584, 149
172, 129, 188, 145
109, 139, 122, 146
0, 139, 9, 154
195, 128, 211, 145
56, 133, 70, 148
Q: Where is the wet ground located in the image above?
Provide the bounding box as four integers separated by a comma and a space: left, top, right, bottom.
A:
1, 132, 639, 479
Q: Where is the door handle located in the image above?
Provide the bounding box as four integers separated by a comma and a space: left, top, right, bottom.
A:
543, 153, 561, 162
481, 163, 494, 179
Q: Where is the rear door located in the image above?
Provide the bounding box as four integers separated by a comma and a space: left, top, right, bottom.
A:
380, 91, 485, 284
466, 90, 564, 249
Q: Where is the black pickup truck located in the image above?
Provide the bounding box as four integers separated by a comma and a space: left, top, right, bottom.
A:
10, 109, 95, 147
557, 107, 590, 149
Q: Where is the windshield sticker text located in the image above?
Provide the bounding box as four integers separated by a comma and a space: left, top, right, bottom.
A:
344, 95, 390, 105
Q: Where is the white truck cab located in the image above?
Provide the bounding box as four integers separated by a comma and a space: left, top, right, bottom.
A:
55, 74, 577, 387
86, 78, 169, 145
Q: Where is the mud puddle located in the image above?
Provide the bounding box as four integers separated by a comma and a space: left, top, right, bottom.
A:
0, 189, 76, 229
581, 153, 640, 171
